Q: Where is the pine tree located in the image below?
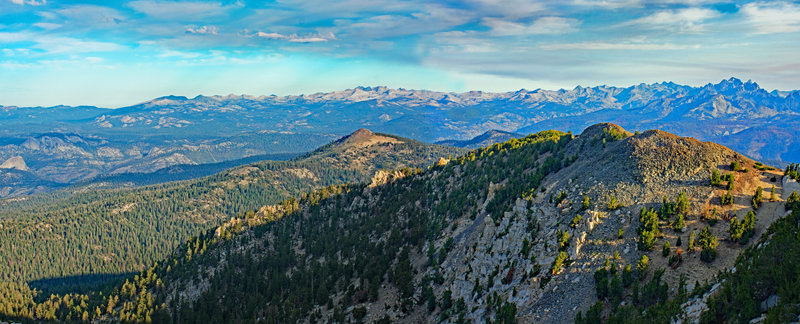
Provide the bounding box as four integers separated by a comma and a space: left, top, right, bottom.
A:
637, 255, 649, 274
673, 214, 685, 232
638, 208, 660, 251
731, 160, 741, 171
770, 185, 776, 202
698, 226, 719, 262
752, 187, 763, 209
675, 192, 689, 215
728, 218, 743, 242
710, 169, 722, 186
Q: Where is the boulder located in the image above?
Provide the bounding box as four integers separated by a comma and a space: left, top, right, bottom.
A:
760, 294, 780, 312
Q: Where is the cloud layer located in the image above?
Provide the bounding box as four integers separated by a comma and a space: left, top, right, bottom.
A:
0, 0, 799, 107
741, 1, 800, 34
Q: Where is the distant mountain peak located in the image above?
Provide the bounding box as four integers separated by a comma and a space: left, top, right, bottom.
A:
140, 95, 191, 106
354, 86, 389, 92
725, 76, 743, 83
710, 77, 762, 93
580, 123, 631, 139
331, 128, 403, 149
154, 95, 189, 101
347, 128, 374, 139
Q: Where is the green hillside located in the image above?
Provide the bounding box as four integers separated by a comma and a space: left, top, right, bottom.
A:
0, 129, 465, 293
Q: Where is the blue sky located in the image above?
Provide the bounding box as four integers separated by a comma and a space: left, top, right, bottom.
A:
1, 0, 799, 107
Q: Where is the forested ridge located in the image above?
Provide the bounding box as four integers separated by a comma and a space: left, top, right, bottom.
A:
160, 130, 573, 323
0, 131, 464, 293
0, 129, 573, 322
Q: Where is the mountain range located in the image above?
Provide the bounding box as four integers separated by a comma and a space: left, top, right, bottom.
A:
0, 77, 797, 198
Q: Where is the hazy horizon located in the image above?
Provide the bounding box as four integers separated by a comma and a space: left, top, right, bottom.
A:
2, 0, 800, 107
0, 76, 790, 109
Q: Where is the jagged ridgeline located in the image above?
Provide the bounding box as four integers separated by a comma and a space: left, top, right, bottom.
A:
0, 130, 466, 293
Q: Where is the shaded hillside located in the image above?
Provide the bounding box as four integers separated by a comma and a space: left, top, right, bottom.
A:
87, 152, 300, 187
0, 124, 793, 324
0, 130, 465, 292
0, 131, 338, 198
0, 168, 66, 197
436, 130, 524, 149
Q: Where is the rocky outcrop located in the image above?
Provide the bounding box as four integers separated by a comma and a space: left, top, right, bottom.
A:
415, 123, 785, 323
369, 170, 406, 188
0, 156, 28, 171
783, 176, 799, 200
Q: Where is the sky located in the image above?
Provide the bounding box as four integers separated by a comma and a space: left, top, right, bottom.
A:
1, 0, 799, 107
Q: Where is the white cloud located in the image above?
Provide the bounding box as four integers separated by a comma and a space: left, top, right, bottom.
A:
288, 36, 329, 43
656, 0, 723, 3
271, 0, 412, 18
466, 0, 546, 19
55, 5, 125, 26
334, 5, 472, 40
186, 25, 219, 35
572, 0, 642, 9
540, 41, 700, 50
35, 36, 124, 54
156, 49, 202, 59
741, 1, 800, 34
256, 32, 287, 40
1, 48, 31, 56
0, 31, 123, 54
9, 0, 46, 5
573, 0, 726, 9
255, 31, 336, 43
33, 22, 61, 30
0, 31, 31, 42
482, 17, 580, 36
624, 8, 720, 33
432, 31, 496, 53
